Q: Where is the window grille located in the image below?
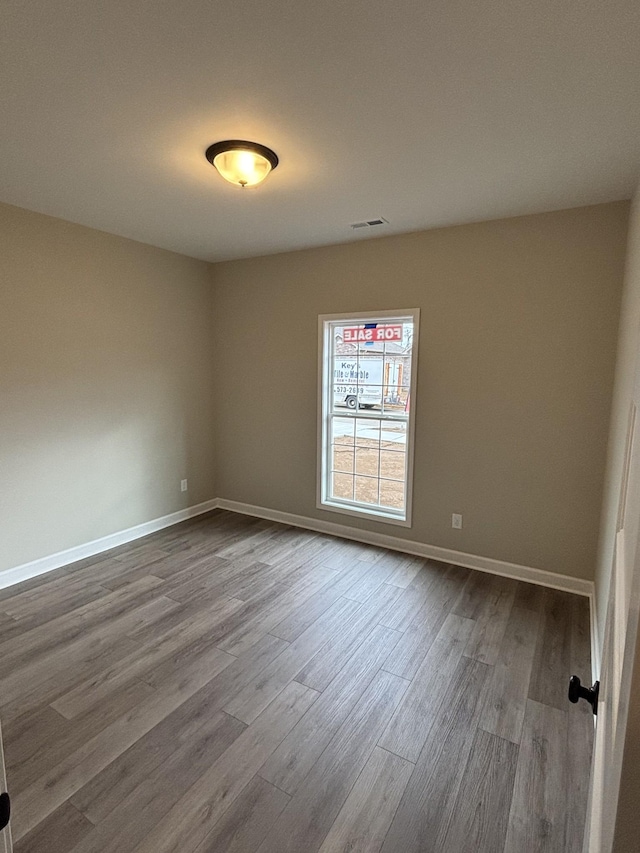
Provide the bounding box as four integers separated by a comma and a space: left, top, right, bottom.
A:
318, 310, 419, 526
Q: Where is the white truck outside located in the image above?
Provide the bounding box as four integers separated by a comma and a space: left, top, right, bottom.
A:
333, 357, 383, 409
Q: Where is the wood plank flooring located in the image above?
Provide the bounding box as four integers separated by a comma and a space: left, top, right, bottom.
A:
0, 510, 593, 852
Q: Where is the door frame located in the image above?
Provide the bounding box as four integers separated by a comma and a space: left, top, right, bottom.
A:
584, 349, 640, 852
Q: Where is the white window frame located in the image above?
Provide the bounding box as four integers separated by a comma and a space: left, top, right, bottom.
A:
317, 308, 420, 527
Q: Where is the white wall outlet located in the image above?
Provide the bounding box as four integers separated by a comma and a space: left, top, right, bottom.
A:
452, 513, 463, 529
181, 479, 188, 492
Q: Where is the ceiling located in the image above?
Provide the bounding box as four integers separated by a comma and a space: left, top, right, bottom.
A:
1, 0, 639, 262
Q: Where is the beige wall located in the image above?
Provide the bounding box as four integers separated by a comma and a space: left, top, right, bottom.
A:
0, 202, 217, 572
212, 202, 629, 581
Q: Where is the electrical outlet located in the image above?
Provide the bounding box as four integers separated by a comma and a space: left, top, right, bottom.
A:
181, 479, 188, 492
452, 513, 463, 529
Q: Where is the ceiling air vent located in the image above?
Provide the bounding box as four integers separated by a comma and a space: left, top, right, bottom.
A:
350, 217, 388, 230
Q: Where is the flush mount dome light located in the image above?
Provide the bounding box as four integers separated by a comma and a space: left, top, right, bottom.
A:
205, 140, 279, 188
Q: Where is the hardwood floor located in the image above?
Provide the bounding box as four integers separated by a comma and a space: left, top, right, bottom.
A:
0, 510, 593, 852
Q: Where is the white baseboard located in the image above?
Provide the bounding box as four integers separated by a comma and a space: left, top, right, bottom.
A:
1, 494, 596, 619
217, 498, 595, 599
0, 499, 219, 590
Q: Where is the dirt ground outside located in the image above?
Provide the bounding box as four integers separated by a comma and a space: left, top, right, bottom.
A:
332, 436, 406, 510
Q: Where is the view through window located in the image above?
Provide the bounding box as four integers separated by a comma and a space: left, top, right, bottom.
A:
318, 311, 419, 524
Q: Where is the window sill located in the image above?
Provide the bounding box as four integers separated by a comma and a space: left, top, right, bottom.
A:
318, 498, 412, 528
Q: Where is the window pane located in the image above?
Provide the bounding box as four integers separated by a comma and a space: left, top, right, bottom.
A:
321, 313, 418, 523
355, 418, 380, 446
381, 420, 407, 448
379, 479, 405, 510
333, 444, 354, 473
355, 475, 379, 505
397, 385, 411, 411
355, 355, 383, 410
332, 355, 361, 412
355, 444, 379, 477
380, 449, 405, 480
332, 472, 354, 501
332, 417, 355, 445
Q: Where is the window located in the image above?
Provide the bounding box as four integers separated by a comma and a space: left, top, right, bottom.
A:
318, 310, 419, 526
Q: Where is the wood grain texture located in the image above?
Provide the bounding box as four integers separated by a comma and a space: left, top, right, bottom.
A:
379, 559, 444, 632
51, 596, 244, 720
13, 802, 92, 853
70, 633, 288, 825
295, 584, 401, 692
378, 613, 474, 762
504, 699, 568, 853
528, 588, 575, 710
383, 563, 469, 679
68, 711, 248, 853
439, 728, 518, 852
479, 602, 541, 744
217, 567, 339, 656
193, 775, 290, 853
317, 746, 413, 853
0, 510, 593, 853
223, 597, 360, 723
12, 644, 236, 839
463, 575, 517, 665
384, 555, 423, 589
380, 656, 492, 853
0, 575, 165, 667
8, 679, 157, 794
255, 671, 408, 853
132, 681, 318, 853
341, 551, 406, 602
269, 586, 343, 642
259, 624, 402, 794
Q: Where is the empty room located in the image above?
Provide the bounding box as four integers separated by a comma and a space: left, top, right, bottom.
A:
1, 2, 640, 852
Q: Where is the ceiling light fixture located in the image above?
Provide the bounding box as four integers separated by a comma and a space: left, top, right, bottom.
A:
205, 140, 279, 188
